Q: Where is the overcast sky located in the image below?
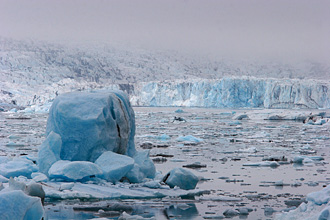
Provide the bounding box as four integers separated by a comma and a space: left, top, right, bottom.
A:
1, 0, 329, 62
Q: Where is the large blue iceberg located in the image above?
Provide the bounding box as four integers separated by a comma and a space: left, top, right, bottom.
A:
46, 90, 136, 161
38, 90, 159, 184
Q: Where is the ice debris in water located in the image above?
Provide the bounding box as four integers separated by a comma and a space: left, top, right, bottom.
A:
163, 168, 199, 190
176, 135, 203, 143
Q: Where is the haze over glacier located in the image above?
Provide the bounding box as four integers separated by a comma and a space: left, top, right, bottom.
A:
0, 38, 329, 109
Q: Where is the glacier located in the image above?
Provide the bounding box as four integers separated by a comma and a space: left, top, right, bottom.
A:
130, 77, 330, 109
1, 38, 330, 110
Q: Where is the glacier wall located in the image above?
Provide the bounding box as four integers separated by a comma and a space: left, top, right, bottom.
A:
130, 77, 330, 109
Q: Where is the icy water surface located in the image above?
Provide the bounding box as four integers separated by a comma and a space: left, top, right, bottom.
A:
0, 107, 330, 220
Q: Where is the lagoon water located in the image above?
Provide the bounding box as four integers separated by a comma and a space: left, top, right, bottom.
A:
1, 107, 329, 219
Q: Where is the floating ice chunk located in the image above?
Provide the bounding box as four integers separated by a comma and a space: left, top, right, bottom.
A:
9, 108, 17, 112
95, 151, 134, 183
31, 172, 48, 182
0, 158, 38, 178
234, 114, 249, 120
163, 168, 199, 190
306, 118, 329, 125
176, 135, 203, 143
237, 208, 253, 215
200, 196, 243, 202
243, 161, 280, 167
43, 181, 207, 200
46, 90, 136, 162
59, 182, 74, 191
175, 109, 184, 113
223, 209, 239, 217
143, 180, 162, 189
267, 115, 286, 120
235, 147, 258, 153
38, 131, 62, 175
293, 156, 324, 164
228, 121, 242, 126
0, 190, 44, 220
118, 211, 156, 220
156, 134, 171, 141
274, 180, 284, 186
48, 160, 103, 182
125, 150, 156, 183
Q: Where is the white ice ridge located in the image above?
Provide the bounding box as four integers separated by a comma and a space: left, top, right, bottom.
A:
130, 77, 330, 109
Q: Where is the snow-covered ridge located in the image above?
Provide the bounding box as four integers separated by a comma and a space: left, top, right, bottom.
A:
130, 77, 330, 109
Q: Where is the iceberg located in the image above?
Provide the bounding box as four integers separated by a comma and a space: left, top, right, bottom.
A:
45, 90, 136, 162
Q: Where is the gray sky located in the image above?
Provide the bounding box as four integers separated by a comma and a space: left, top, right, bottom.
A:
1, 0, 330, 62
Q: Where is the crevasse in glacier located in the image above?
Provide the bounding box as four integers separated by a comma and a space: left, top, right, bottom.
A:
130, 77, 330, 109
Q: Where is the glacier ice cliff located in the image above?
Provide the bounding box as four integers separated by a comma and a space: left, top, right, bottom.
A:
130, 77, 330, 109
